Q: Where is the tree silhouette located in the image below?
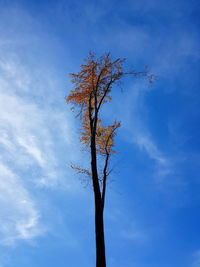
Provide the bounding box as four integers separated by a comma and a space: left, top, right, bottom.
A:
66, 53, 154, 267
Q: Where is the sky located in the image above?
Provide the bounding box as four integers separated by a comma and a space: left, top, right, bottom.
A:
0, 0, 200, 266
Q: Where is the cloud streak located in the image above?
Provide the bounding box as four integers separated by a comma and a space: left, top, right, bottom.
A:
0, 163, 41, 245
0, 32, 80, 244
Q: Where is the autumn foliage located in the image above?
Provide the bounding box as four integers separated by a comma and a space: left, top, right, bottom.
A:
66, 52, 153, 267
66, 53, 123, 157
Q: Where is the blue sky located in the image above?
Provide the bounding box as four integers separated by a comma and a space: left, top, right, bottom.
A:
0, 0, 199, 266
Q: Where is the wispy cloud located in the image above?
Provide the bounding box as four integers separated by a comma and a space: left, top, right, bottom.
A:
0, 28, 80, 245
0, 163, 41, 245
0, 53, 79, 186
135, 134, 173, 183
108, 81, 172, 182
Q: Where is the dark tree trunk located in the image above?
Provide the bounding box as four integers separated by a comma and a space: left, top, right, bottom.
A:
94, 195, 106, 267
91, 132, 106, 267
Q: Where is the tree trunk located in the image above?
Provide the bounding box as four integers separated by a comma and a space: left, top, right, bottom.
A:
94, 196, 106, 267
90, 132, 106, 267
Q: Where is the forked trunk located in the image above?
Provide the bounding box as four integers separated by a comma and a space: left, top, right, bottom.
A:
91, 132, 106, 267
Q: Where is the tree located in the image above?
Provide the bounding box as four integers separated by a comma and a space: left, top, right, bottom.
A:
66, 53, 153, 267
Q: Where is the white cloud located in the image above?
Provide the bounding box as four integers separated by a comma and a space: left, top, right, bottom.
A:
0, 59, 31, 92
108, 81, 172, 180
0, 34, 80, 245
16, 136, 45, 167
0, 163, 41, 245
135, 134, 173, 180
0, 57, 78, 187
136, 135, 167, 164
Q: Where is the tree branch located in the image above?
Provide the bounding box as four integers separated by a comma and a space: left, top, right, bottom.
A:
102, 152, 109, 210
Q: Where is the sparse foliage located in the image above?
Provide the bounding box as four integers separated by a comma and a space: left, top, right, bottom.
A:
66, 52, 153, 267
